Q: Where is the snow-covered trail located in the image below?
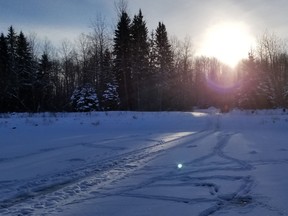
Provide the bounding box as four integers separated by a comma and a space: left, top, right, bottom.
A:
1, 110, 288, 215
0, 111, 209, 215
1, 131, 210, 215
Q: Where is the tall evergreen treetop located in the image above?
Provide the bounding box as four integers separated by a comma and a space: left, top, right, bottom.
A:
0, 33, 9, 111
7, 26, 17, 55
155, 22, 173, 76
113, 11, 133, 110
6, 26, 18, 75
154, 22, 174, 110
131, 9, 149, 76
0, 33, 8, 77
130, 9, 150, 110
16, 31, 35, 87
113, 11, 131, 67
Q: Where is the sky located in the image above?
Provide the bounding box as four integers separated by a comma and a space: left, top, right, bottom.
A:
1, 0, 288, 66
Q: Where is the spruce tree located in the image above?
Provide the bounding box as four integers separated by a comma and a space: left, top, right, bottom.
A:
0, 33, 9, 112
101, 49, 120, 110
6, 26, 19, 111
130, 9, 149, 110
113, 11, 133, 110
70, 83, 99, 112
16, 31, 36, 111
37, 52, 54, 111
146, 31, 159, 110
155, 22, 173, 110
238, 52, 258, 109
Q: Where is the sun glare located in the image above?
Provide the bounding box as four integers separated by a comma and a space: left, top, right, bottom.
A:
198, 22, 256, 67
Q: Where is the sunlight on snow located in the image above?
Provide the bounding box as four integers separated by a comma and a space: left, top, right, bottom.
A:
191, 112, 209, 117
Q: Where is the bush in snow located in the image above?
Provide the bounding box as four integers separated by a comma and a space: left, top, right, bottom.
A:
102, 82, 120, 110
70, 84, 99, 112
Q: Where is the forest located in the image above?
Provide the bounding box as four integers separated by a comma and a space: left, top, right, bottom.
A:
1, 7, 288, 112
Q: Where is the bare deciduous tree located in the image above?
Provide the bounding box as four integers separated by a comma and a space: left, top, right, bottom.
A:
114, 0, 129, 17
256, 31, 288, 107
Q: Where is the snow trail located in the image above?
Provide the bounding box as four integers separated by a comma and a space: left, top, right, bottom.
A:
1, 129, 211, 215
1, 110, 288, 215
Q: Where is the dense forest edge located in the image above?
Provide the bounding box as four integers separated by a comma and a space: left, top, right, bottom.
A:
1, 4, 288, 113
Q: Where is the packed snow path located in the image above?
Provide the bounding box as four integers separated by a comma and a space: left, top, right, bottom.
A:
0, 110, 288, 215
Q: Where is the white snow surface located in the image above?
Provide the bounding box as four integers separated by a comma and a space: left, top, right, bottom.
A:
0, 109, 288, 215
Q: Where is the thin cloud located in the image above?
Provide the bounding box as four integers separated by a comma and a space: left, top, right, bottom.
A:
1, 0, 288, 53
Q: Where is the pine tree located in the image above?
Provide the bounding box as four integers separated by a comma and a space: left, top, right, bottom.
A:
101, 49, 120, 110
16, 31, 36, 111
130, 9, 149, 110
154, 22, 173, 110
0, 33, 9, 112
113, 11, 133, 110
6, 26, 19, 111
148, 31, 157, 75
102, 82, 120, 110
237, 52, 260, 109
70, 83, 99, 112
146, 31, 158, 110
36, 52, 54, 111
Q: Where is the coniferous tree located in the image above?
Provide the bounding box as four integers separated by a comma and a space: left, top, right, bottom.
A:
113, 11, 133, 110
0, 33, 9, 112
16, 31, 36, 111
101, 49, 120, 110
36, 52, 54, 111
147, 31, 159, 110
70, 83, 99, 111
6, 26, 18, 110
237, 52, 261, 109
130, 9, 149, 110
154, 22, 173, 110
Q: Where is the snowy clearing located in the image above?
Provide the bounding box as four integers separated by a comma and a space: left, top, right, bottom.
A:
0, 109, 288, 215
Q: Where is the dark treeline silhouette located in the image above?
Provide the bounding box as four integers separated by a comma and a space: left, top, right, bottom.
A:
1, 10, 288, 112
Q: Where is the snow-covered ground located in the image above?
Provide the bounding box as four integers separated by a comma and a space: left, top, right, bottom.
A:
0, 109, 288, 215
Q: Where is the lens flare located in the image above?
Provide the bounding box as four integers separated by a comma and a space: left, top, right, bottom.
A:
206, 76, 241, 94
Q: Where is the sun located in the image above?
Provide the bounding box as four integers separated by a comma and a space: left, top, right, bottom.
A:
198, 22, 256, 67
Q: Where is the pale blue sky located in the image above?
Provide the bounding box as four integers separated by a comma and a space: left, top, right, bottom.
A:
1, 0, 288, 58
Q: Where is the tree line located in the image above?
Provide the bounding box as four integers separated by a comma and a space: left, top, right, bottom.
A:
1, 9, 288, 112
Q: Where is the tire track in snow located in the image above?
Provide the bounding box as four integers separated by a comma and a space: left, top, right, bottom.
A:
174, 132, 256, 215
